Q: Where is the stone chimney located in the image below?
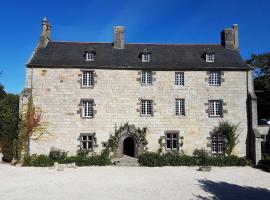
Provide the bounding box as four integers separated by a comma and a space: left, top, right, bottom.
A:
221, 24, 239, 50
39, 17, 51, 48
113, 26, 125, 49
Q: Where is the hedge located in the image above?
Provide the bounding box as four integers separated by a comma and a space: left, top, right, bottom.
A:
138, 152, 251, 167
258, 158, 270, 172
23, 153, 111, 167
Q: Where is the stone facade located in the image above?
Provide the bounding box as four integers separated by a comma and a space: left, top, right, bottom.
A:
25, 68, 248, 157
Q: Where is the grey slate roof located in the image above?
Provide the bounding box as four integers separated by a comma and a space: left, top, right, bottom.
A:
27, 42, 250, 70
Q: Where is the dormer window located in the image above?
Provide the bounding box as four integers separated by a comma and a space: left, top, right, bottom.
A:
141, 48, 151, 62
206, 53, 215, 62
142, 53, 150, 62
86, 52, 95, 61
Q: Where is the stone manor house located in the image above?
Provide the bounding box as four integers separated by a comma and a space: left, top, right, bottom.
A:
21, 18, 266, 162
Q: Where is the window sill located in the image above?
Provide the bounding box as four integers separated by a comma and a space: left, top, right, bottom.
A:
140, 83, 153, 86
81, 116, 94, 119
140, 114, 153, 118
209, 84, 221, 86
175, 115, 186, 118
209, 115, 222, 118
81, 85, 94, 89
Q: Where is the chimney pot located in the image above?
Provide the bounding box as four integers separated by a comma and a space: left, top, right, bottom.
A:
113, 26, 125, 49
221, 24, 239, 50
39, 17, 51, 48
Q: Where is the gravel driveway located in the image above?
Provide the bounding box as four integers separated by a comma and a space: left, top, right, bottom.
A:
0, 164, 270, 200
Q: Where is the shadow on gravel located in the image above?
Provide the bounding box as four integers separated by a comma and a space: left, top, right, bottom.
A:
195, 179, 270, 200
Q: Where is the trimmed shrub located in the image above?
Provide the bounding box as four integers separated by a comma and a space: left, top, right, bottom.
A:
27, 155, 54, 167
138, 152, 250, 167
49, 147, 68, 161
23, 152, 112, 167
258, 158, 270, 172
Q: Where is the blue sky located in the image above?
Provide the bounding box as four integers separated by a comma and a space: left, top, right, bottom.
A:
0, 0, 269, 94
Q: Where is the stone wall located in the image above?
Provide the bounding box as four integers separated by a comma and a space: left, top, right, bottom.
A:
25, 68, 248, 156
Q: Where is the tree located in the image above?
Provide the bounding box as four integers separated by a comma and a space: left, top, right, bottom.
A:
247, 53, 270, 118
0, 93, 20, 162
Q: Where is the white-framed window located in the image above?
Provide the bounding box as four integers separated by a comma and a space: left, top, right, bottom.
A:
211, 134, 224, 155
209, 100, 222, 117
141, 100, 153, 116
80, 133, 93, 150
82, 100, 93, 118
206, 53, 214, 62
175, 72, 184, 86
209, 71, 221, 86
141, 71, 152, 85
166, 133, 178, 151
142, 53, 150, 62
176, 99, 185, 116
82, 71, 94, 87
86, 52, 95, 61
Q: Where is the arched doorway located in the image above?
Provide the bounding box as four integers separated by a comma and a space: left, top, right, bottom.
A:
123, 137, 135, 157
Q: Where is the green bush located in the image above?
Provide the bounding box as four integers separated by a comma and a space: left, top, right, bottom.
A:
258, 158, 270, 172
23, 152, 112, 167
49, 147, 68, 161
26, 154, 54, 167
138, 152, 250, 167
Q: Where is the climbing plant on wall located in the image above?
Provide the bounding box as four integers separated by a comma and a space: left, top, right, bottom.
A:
103, 122, 148, 155
18, 93, 50, 160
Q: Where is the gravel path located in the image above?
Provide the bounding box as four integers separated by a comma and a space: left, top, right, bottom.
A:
0, 164, 270, 200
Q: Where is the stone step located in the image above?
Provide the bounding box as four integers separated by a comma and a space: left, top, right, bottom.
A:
113, 155, 139, 167
114, 162, 139, 167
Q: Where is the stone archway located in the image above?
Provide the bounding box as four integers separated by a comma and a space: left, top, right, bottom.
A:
113, 124, 146, 158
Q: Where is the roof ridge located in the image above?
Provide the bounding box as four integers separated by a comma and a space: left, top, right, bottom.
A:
49, 41, 221, 46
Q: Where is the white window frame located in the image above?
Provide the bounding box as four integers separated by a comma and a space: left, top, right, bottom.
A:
80, 133, 94, 150
175, 99, 185, 116
141, 100, 153, 116
141, 71, 152, 85
166, 133, 179, 151
82, 71, 94, 87
86, 52, 95, 61
206, 53, 214, 62
211, 134, 224, 155
142, 53, 150, 62
209, 100, 222, 117
82, 100, 93, 118
175, 72, 184, 86
209, 71, 221, 86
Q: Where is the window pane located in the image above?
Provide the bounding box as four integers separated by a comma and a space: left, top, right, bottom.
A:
209, 71, 221, 85
82, 101, 93, 117
166, 140, 171, 149
82, 136, 87, 141
175, 72, 184, 86
88, 142, 93, 149
172, 140, 177, 149
82, 141, 87, 149
141, 71, 152, 84
176, 99, 185, 116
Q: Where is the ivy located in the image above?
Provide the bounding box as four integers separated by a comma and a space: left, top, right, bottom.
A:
103, 122, 148, 154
